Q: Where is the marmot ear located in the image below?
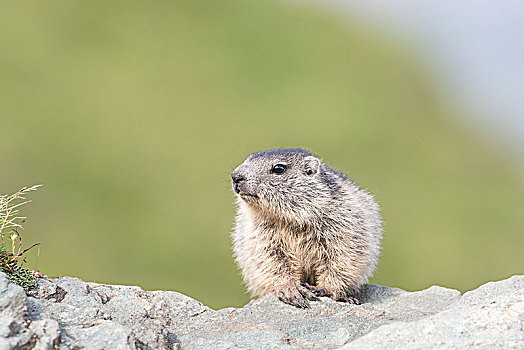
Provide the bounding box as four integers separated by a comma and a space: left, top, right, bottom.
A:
304, 156, 320, 176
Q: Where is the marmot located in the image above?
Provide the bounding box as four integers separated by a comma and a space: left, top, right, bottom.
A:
231, 148, 383, 308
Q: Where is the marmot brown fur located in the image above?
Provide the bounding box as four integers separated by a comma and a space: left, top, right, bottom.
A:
231, 148, 383, 308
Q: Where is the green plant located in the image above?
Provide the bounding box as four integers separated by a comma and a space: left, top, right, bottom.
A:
0, 185, 42, 291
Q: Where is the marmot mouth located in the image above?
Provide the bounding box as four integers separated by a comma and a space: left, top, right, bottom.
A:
233, 184, 258, 199
239, 192, 258, 199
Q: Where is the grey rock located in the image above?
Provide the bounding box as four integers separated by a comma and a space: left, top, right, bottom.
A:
0, 271, 522, 349
0, 316, 20, 338
63, 321, 135, 350
0, 275, 28, 320
341, 275, 524, 350
28, 319, 60, 350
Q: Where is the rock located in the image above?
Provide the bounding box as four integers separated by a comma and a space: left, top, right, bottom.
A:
28, 319, 60, 350
341, 276, 524, 350
64, 321, 135, 350
0, 271, 522, 349
0, 274, 28, 320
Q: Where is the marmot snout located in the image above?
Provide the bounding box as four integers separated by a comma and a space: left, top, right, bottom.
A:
231, 148, 383, 308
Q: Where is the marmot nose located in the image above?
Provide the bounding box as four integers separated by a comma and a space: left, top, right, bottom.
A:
231, 173, 245, 184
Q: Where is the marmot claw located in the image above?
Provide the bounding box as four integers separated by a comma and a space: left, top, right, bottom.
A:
277, 286, 311, 309
300, 283, 330, 298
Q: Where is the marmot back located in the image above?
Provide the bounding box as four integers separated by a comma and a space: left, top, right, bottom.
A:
231, 148, 383, 308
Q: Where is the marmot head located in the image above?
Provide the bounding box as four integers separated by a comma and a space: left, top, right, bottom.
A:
231, 148, 331, 223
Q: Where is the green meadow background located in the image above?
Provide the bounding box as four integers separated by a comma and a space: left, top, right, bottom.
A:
1, 0, 523, 309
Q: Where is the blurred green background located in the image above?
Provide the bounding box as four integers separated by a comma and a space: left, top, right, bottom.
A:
1, 0, 523, 309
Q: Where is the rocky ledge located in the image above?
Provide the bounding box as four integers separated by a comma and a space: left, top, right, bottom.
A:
0, 272, 522, 349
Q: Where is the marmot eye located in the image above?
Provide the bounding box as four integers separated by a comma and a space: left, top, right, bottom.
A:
271, 164, 287, 174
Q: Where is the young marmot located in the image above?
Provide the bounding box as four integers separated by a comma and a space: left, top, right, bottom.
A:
231, 148, 383, 308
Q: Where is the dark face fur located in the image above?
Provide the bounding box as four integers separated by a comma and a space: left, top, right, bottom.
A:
231, 149, 327, 222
